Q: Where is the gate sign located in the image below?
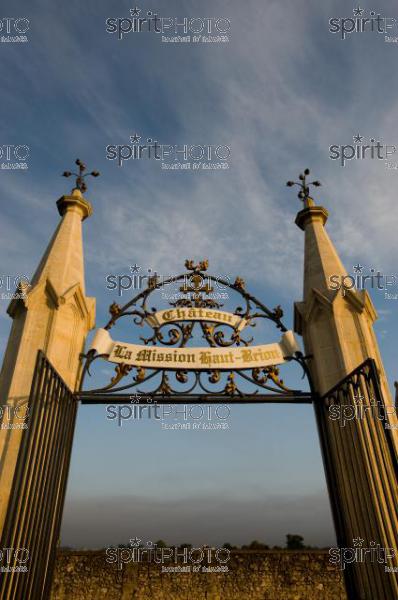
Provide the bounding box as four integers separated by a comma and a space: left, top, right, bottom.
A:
89, 328, 300, 370
144, 308, 250, 331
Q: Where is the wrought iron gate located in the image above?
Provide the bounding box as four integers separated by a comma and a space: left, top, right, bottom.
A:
319, 358, 398, 600
0, 351, 77, 600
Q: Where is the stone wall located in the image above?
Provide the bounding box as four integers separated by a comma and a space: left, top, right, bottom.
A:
50, 550, 347, 599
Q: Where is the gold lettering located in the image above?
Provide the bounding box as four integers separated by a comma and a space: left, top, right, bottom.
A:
241, 349, 253, 362
135, 349, 152, 362
225, 352, 234, 363
162, 310, 175, 322
113, 345, 125, 359
200, 352, 212, 365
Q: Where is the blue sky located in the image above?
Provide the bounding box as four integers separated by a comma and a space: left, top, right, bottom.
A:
1, 0, 398, 548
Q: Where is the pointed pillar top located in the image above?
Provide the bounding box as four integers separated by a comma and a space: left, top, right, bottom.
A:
57, 159, 100, 220
286, 168, 328, 230
56, 187, 93, 221
287, 168, 346, 300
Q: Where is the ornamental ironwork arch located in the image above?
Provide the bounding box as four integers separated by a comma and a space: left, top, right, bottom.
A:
77, 260, 316, 403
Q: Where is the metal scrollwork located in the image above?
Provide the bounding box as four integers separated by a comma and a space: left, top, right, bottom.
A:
79, 260, 314, 400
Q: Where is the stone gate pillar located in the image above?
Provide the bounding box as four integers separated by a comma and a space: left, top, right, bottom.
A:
294, 192, 398, 599
0, 186, 95, 537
